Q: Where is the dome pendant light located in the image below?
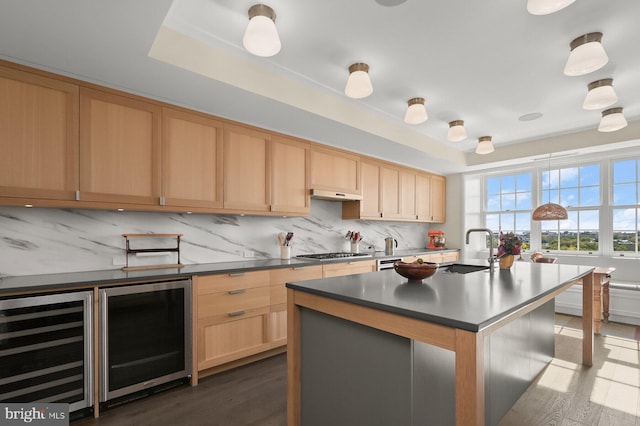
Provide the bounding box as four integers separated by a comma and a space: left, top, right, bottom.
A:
345, 63, 373, 99
527, 0, 575, 15
583, 78, 617, 110
243, 4, 281, 57
475, 136, 494, 155
447, 120, 467, 142
533, 155, 568, 221
598, 107, 628, 132
564, 32, 608, 76
404, 97, 428, 124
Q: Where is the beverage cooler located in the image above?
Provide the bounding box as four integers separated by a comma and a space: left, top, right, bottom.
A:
0, 291, 93, 413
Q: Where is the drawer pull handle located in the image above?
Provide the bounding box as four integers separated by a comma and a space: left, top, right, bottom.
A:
228, 310, 246, 317
228, 289, 246, 295
228, 272, 245, 277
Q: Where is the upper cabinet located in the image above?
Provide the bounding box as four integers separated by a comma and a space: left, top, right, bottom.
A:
309, 146, 361, 197
162, 108, 223, 209
380, 166, 416, 221
416, 173, 446, 223
271, 136, 310, 215
0, 65, 79, 201
223, 124, 271, 213
79, 87, 161, 205
342, 160, 382, 220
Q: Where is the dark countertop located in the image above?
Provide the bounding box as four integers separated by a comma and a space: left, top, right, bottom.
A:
286, 260, 594, 332
0, 248, 458, 295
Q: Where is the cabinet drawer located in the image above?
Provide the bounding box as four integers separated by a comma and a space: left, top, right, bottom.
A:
198, 286, 269, 319
198, 270, 270, 295
269, 265, 323, 286
322, 260, 376, 278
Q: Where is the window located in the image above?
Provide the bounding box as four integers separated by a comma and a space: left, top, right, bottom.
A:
612, 159, 640, 253
540, 164, 600, 252
485, 173, 531, 250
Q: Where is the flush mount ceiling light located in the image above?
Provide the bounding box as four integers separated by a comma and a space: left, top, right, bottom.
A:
475, 136, 494, 155
533, 155, 568, 221
345, 63, 373, 99
404, 97, 428, 124
583, 78, 617, 110
242, 4, 281, 57
527, 0, 575, 15
447, 120, 467, 142
598, 107, 628, 132
564, 32, 608, 76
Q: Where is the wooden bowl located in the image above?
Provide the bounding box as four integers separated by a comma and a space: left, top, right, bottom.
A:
393, 261, 438, 281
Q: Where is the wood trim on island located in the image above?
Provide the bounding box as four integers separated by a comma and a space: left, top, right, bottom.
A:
286, 271, 594, 426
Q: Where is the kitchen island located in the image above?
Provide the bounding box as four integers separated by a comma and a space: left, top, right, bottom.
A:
286, 261, 595, 426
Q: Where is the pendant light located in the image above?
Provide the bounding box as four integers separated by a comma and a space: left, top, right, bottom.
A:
532, 155, 568, 221
564, 32, 608, 76
598, 107, 628, 132
475, 136, 494, 155
345, 63, 373, 99
527, 0, 575, 15
583, 78, 617, 110
243, 4, 281, 57
447, 120, 467, 142
404, 97, 428, 124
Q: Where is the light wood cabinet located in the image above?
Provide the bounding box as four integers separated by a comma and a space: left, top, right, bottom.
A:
79, 87, 161, 205
271, 136, 310, 215
322, 260, 376, 278
268, 265, 322, 345
196, 271, 271, 371
416, 173, 446, 223
380, 165, 402, 219
162, 108, 223, 209
0, 65, 79, 201
342, 160, 382, 220
404, 251, 459, 264
223, 124, 271, 212
400, 170, 417, 220
309, 146, 361, 195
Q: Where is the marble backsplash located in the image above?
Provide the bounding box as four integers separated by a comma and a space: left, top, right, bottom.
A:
0, 200, 433, 277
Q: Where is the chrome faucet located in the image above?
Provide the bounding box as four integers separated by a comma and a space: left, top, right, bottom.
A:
465, 228, 498, 266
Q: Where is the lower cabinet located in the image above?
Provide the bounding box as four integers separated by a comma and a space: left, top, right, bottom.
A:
402, 251, 459, 264
322, 260, 377, 278
196, 271, 271, 371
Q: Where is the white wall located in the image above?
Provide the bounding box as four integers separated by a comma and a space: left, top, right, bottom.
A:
0, 201, 440, 277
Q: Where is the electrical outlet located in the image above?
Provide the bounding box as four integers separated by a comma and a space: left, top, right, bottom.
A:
243, 250, 255, 258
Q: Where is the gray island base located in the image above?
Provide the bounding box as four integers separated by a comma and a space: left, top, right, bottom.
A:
286, 262, 595, 426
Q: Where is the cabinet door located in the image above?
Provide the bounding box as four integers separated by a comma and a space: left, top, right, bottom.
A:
380, 166, 402, 219
400, 170, 417, 220
79, 87, 161, 205
162, 108, 223, 209
271, 136, 309, 215
430, 175, 446, 223
360, 160, 382, 218
416, 173, 432, 221
223, 124, 271, 212
0, 66, 79, 200
309, 146, 361, 194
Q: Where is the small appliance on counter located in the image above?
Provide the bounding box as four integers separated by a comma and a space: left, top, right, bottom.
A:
384, 237, 398, 255
427, 230, 446, 249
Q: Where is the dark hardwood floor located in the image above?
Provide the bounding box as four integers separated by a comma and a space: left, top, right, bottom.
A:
75, 315, 639, 426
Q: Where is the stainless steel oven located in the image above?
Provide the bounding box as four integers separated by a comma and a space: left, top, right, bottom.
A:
99, 280, 191, 403
377, 257, 402, 270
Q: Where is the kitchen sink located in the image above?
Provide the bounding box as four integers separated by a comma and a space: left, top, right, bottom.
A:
442, 264, 491, 274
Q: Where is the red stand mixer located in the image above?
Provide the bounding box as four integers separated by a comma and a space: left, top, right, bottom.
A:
427, 230, 446, 249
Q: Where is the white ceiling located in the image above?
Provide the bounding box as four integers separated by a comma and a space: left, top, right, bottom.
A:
1, 0, 639, 174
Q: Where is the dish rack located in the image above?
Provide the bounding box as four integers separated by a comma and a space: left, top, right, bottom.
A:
122, 233, 184, 271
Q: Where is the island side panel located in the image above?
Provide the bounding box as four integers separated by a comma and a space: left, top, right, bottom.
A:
287, 288, 301, 426
582, 272, 594, 366
299, 308, 412, 426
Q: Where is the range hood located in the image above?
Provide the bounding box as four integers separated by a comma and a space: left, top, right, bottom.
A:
310, 189, 363, 201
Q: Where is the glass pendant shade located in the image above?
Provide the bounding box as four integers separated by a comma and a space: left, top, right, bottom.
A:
527, 0, 575, 15
447, 120, 467, 142
564, 32, 608, 76
475, 136, 494, 155
583, 78, 617, 110
243, 4, 281, 57
598, 107, 628, 132
532, 203, 568, 220
345, 63, 373, 99
404, 97, 428, 124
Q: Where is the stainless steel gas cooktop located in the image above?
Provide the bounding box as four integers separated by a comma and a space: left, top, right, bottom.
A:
296, 252, 372, 261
